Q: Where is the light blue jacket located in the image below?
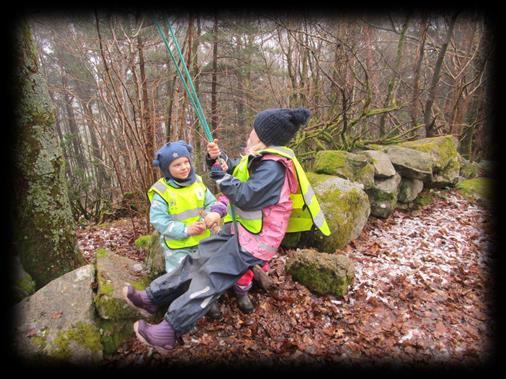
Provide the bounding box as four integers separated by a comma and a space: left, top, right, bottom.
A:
150, 187, 217, 273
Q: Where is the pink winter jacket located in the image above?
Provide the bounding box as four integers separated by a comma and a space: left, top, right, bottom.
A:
234, 154, 299, 261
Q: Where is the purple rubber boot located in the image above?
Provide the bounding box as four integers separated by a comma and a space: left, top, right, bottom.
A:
123, 284, 158, 317
134, 318, 176, 354
233, 284, 254, 314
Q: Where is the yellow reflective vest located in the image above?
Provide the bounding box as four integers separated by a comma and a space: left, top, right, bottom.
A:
223, 146, 331, 236
147, 176, 211, 249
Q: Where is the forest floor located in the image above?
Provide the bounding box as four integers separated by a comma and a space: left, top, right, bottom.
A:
76, 189, 496, 370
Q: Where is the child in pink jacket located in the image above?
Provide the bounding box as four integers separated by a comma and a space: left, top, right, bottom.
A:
123, 107, 325, 353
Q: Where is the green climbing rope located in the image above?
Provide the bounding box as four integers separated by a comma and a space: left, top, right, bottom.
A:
154, 17, 240, 238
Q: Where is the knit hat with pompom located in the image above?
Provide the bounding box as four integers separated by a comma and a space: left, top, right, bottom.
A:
252, 107, 311, 146
152, 140, 193, 180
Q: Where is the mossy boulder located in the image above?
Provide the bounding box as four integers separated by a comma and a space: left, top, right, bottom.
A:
95, 249, 150, 321
398, 135, 460, 187
365, 173, 401, 219
456, 177, 493, 205
314, 150, 375, 189
94, 248, 152, 321
13, 264, 103, 364
383, 145, 433, 182
301, 173, 370, 252
286, 249, 354, 297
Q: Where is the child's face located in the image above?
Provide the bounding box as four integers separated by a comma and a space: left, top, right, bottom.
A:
168, 157, 191, 180
246, 129, 261, 150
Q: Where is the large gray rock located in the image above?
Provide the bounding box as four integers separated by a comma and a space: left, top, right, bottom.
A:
94, 249, 152, 321
286, 249, 355, 297
360, 150, 397, 178
398, 135, 461, 187
384, 146, 433, 182
301, 173, 370, 252
12, 264, 103, 364
365, 173, 402, 218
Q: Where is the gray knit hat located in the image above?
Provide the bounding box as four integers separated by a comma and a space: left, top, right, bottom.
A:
153, 140, 193, 179
253, 107, 311, 146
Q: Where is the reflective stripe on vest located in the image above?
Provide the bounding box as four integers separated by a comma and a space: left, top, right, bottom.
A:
223, 147, 331, 236
147, 176, 211, 249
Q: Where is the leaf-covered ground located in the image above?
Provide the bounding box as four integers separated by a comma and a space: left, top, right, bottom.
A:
76, 189, 495, 369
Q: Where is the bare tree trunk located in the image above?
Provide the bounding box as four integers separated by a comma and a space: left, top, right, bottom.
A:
410, 15, 429, 131
424, 12, 459, 137
137, 19, 155, 186
379, 15, 409, 136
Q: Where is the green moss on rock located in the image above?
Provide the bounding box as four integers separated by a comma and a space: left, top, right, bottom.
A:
134, 235, 153, 250
456, 177, 493, 204
51, 322, 102, 362
94, 270, 138, 321
98, 320, 134, 356
314, 150, 374, 188
302, 173, 370, 252
413, 190, 434, 209
95, 248, 109, 259
399, 135, 458, 170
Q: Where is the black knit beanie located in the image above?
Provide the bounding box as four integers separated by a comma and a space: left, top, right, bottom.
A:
253, 107, 311, 146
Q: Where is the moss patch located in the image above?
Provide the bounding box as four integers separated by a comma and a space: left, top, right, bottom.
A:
456, 177, 493, 203
97, 320, 134, 356
94, 271, 137, 321
314, 150, 373, 187
134, 235, 153, 250
51, 322, 102, 361
95, 248, 109, 259
413, 190, 434, 209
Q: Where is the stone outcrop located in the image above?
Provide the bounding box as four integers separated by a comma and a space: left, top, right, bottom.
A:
13, 264, 102, 364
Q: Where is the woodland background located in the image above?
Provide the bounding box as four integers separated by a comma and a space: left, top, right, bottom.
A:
26, 10, 494, 229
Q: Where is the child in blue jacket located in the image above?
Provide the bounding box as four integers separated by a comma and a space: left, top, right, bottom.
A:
141, 140, 227, 318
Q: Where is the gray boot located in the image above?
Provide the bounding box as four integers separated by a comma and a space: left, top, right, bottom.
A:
233, 284, 254, 314
207, 301, 223, 320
